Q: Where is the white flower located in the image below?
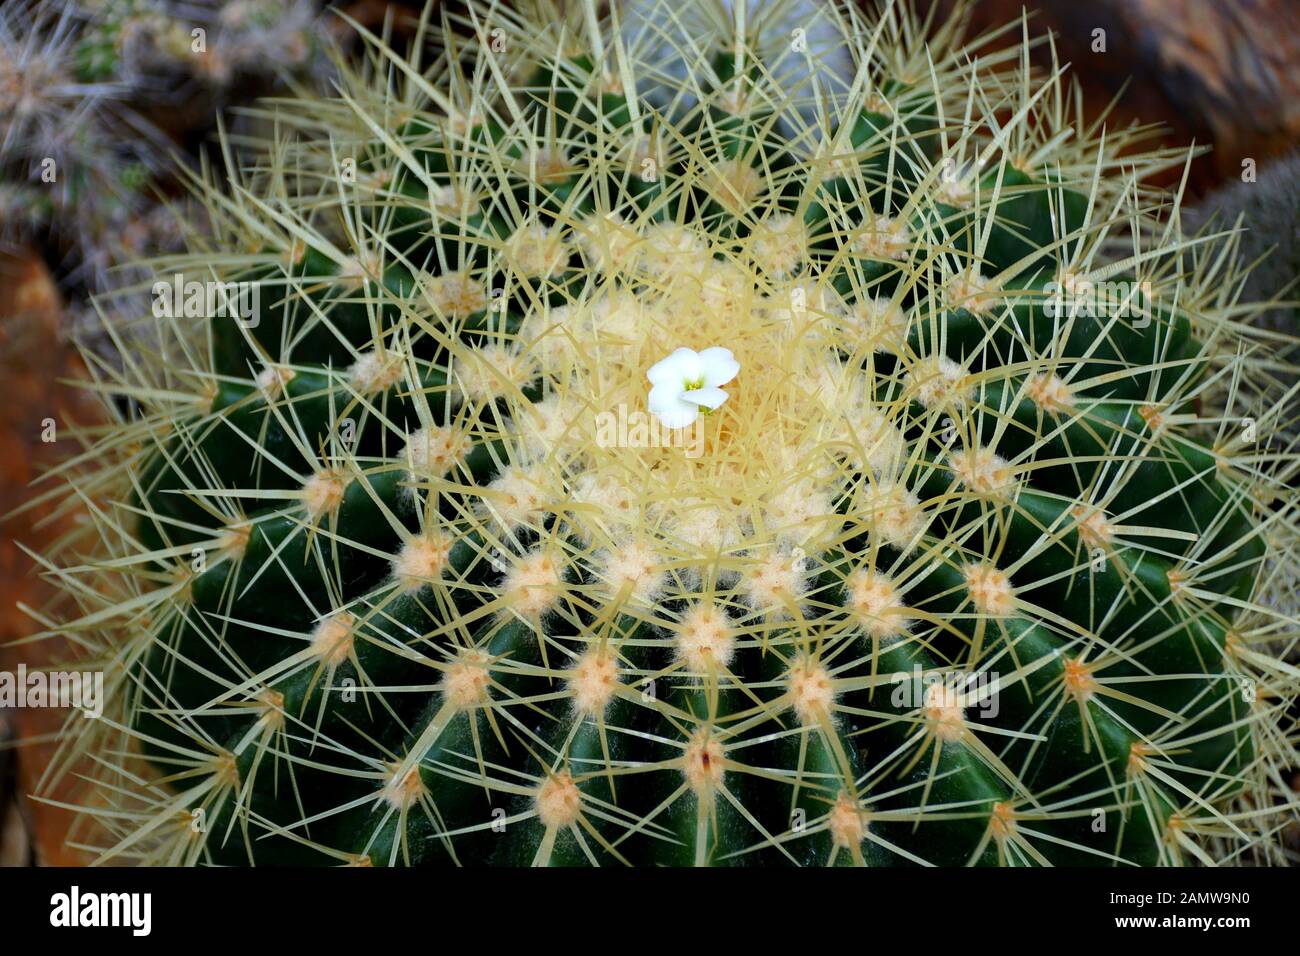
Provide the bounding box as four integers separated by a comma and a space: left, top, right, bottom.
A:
646, 346, 740, 429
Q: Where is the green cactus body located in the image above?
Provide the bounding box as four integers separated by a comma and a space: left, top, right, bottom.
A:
33, 0, 1299, 867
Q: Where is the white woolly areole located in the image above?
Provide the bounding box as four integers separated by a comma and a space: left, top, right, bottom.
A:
440, 648, 492, 711
430, 183, 480, 217
485, 465, 552, 531
806, 355, 857, 406
302, 470, 349, 517
220, 521, 252, 558
1025, 372, 1073, 412
502, 549, 565, 616
520, 303, 581, 371
847, 296, 910, 354
696, 261, 753, 315
535, 773, 582, 828
599, 541, 666, 606
337, 252, 381, 290
787, 657, 835, 725
841, 402, 906, 474
705, 157, 767, 213
749, 212, 808, 279
383, 762, 427, 809
989, 803, 1018, 843
567, 646, 620, 716
422, 268, 488, 318
613, 129, 662, 170
392, 532, 453, 592
310, 612, 355, 666
909, 355, 972, 408
504, 222, 570, 278
256, 365, 295, 398
403, 425, 467, 478
744, 549, 810, 616
577, 211, 640, 273
923, 682, 966, 742
949, 446, 1018, 497
638, 221, 707, 276
857, 482, 926, 549
452, 345, 536, 404
520, 145, 576, 183
829, 793, 866, 848
441, 102, 482, 136
1063, 658, 1099, 704
348, 349, 405, 394
590, 290, 649, 344
846, 569, 912, 638
668, 500, 743, 556
682, 730, 725, 793
854, 214, 912, 261
1071, 505, 1115, 549
935, 167, 977, 208
674, 603, 736, 673
518, 395, 587, 462
763, 481, 837, 545
963, 562, 1016, 617
945, 269, 1002, 314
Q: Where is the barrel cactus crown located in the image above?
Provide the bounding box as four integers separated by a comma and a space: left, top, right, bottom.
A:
33, 0, 1300, 866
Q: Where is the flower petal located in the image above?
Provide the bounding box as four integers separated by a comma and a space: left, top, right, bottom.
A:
648, 381, 684, 413
652, 399, 701, 429
647, 347, 700, 385
697, 347, 740, 387
681, 386, 728, 410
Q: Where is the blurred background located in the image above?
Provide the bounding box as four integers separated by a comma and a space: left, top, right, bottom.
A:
2, 0, 1298, 865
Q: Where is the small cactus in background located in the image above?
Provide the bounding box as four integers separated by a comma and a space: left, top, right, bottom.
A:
25, 0, 1300, 866
74, 0, 325, 88
0, 0, 330, 315
0, 0, 156, 265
